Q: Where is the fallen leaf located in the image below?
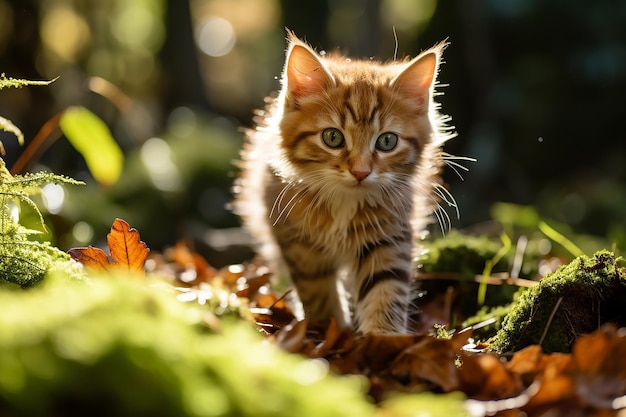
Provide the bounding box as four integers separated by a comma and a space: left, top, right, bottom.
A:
390, 332, 470, 392
275, 319, 310, 354
568, 325, 626, 409
68, 246, 111, 271
457, 352, 522, 400
310, 318, 351, 358
69, 218, 149, 276
170, 241, 216, 283
107, 218, 149, 274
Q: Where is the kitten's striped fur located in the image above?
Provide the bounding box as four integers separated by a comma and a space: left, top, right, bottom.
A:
235, 33, 457, 334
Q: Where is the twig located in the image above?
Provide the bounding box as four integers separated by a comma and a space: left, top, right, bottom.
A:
538, 295, 564, 347
10, 112, 62, 175
416, 272, 538, 288
510, 235, 528, 278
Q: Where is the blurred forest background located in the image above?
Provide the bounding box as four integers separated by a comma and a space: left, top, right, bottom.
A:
1, 0, 625, 266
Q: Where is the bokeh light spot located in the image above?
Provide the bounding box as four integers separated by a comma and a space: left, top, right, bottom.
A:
40, 5, 90, 62
381, 0, 437, 31
168, 106, 197, 138
196, 16, 236, 57
140, 137, 183, 192
41, 183, 65, 214
72, 221, 94, 244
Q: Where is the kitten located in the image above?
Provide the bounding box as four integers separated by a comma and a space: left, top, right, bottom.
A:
234, 32, 457, 334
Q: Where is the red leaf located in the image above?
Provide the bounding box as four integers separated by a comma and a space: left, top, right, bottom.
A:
68, 246, 111, 271
107, 218, 149, 274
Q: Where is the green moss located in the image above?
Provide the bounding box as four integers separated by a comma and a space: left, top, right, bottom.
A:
0, 275, 380, 417
417, 231, 522, 323
461, 303, 513, 342
489, 250, 626, 353
378, 392, 470, 417
418, 230, 508, 277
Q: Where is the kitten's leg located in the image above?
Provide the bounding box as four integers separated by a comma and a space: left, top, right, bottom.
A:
353, 237, 413, 334
280, 241, 350, 328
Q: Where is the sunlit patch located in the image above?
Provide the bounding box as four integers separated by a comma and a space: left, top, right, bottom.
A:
41, 183, 65, 214
8, 202, 19, 223
196, 16, 236, 57
140, 137, 182, 192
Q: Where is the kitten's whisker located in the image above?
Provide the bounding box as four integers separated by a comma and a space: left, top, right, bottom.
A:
383, 184, 412, 218
282, 191, 309, 224
442, 152, 476, 164
444, 161, 469, 181
442, 152, 475, 181
273, 186, 305, 225
432, 183, 459, 218
271, 182, 296, 219
271, 171, 326, 226
432, 201, 452, 235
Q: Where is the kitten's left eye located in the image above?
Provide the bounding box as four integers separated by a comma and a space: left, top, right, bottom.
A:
375, 132, 398, 151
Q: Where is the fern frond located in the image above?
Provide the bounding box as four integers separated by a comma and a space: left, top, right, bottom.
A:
0, 157, 85, 287
0, 74, 58, 90
0, 115, 24, 146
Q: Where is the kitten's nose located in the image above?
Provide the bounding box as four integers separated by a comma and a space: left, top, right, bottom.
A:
350, 169, 371, 182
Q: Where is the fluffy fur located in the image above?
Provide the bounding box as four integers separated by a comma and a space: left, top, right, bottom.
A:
234, 33, 457, 334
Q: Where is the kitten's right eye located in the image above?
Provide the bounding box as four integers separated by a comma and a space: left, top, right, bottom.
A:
321, 128, 345, 148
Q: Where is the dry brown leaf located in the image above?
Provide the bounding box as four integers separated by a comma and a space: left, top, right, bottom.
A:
237, 272, 271, 299
507, 345, 571, 386
275, 319, 310, 353
69, 218, 149, 276
389, 332, 471, 392
568, 325, 626, 410
523, 367, 578, 414
67, 246, 111, 271
457, 352, 523, 400
310, 318, 354, 358
355, 334, 423, 373
107, 218, 149, 274
173, 241, 217, 282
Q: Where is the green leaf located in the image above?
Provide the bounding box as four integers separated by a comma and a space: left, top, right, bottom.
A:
59, 106, 123, 186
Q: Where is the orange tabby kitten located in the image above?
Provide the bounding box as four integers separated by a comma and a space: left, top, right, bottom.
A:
235, 33, 457, 334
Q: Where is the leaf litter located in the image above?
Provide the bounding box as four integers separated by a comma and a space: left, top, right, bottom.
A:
69, 219, 626, 416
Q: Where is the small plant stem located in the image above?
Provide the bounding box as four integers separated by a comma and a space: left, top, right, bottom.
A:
10, 112, 62, 175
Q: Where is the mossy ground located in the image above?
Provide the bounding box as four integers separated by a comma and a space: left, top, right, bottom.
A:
0, 274, 381, 417
489, 250, 626, 353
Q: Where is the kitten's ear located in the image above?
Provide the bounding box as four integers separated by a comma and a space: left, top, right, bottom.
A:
391, 45, 443, 107
284, 37, 334, 97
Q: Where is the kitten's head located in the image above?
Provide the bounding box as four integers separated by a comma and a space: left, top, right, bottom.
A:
270, 33, 451, 206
